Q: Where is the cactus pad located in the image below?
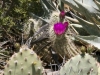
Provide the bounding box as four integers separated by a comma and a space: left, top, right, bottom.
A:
3, 45, 43, 75
60, 53, 98, 75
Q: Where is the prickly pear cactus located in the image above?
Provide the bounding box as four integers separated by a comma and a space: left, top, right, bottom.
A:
3, 45, 43, 75
60, 53, 98, 75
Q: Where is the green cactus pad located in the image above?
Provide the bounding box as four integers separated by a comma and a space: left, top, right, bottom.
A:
3, 45, 43, 75
98, 65, 100, 75
60, 53, 98, 75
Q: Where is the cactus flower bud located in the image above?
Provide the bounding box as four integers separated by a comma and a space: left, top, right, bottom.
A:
60, 11, 66, 18
53, 22, 68, 35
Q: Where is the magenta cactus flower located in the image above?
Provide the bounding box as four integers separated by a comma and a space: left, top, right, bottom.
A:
53, 22, 68, 35
60, 11, 66, 18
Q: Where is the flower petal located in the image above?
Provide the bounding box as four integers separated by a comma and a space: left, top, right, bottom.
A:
53, 22, 68, 35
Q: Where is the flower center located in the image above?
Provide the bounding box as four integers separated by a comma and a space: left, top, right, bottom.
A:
53, 22, 68, 35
